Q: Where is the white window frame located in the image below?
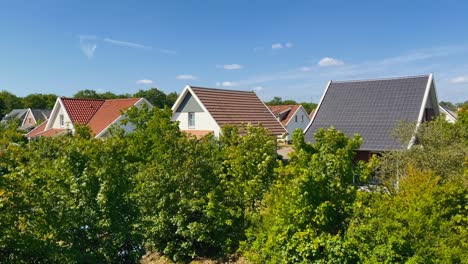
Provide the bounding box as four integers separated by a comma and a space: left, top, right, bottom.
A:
188, 112, 195, 128
60, 114, 64, 127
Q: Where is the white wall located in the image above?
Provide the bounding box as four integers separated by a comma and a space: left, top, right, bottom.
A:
285, 107, 310, 141
173, 111, 221, 136
50, 103, 73, 130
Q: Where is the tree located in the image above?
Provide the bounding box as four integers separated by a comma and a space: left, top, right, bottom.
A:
244, 128, 371, 263
0, 132, 143, 263
0, 91, 22, 117
265, 96, 284, 105
22, 93, 57, 109
440, 100, 457, 111
166, 92, 178, 107
379, 117, 467, 190
125, 106, 279, 261
73, 89, 102, 99
134, 88, 173, 108
345, 167, 468, 263
300, 102, 317, 114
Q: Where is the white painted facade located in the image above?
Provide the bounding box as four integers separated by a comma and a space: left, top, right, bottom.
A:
47, 99, 74, 131
171, 86, 222, 137
40, 97, 151, 138
173, 111, 221, 136
283, 106, 311, 141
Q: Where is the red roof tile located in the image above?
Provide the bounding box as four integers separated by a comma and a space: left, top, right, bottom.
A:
190, 87, 286, 136
61, 98, 105, 125
87, 98, 140, 135
268, 105, 300, 126
28, 98, 142, 139
36, 128, 67, 137
26, 121, 47, 138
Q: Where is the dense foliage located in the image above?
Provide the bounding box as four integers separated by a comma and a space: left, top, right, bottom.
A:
243, 129, 373, 263
0, 107, 466, 263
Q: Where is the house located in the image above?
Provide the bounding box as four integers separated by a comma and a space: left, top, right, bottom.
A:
304, 74, 439, 160
171, 86, 287, 138
21, 109, 52, 130
1, 108, 51, 130
1, 109, 28, 123
27, 97, 151, 139
268, 105, 310, 141
439, 105, 457, 123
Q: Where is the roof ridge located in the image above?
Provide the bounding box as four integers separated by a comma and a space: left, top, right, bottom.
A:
61, 97, 105, 101
190, 86, 255, 93
332, 74, 430, 84
102, 97, 142, 101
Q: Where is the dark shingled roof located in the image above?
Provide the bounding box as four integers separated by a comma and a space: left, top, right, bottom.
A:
1, 109, 28, 122
190, 87, 287, 136
31, 109, 52, 122
304, 75, 431, 151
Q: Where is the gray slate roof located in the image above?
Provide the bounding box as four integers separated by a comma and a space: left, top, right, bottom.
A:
31, 109, 52, 122
304, 75, 431, 151
1, 109, 28, 122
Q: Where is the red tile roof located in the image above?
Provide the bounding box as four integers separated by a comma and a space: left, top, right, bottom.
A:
190, 87, 286, 136
268, 105, 300, 126
61, 98, 105, 125
36, 128, 67, 137
26, 122, 47, 138
27, 98, 142, 138
87, 98, 140, 135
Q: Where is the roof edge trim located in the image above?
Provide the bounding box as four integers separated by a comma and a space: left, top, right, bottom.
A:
408, 73, 433, 149
304, 80, 332, 134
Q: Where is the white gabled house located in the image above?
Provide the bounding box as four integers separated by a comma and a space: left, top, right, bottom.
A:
438, 105, 457, 123
27, 97, 151, 139
171, 85, 287, 138
268, 105, 311, 141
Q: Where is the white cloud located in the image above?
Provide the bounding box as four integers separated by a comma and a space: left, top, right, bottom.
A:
79, 35, 98, 58
318, 57, 345, 67
136, 79, 153, 84
176, 74, 197, 80
78, 34, 175, 57
272, 42, 293, 50
253, 86, 263, 92
103, 38, 149, 49
220, 81, 237, 87
217, 64, 243, 70
300, 66, 312, 72
450, 75, 468, 84
272, 43, 283, 49
80, 43, 97, 58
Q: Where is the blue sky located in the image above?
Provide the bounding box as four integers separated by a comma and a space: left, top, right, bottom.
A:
1, 0, 467, 103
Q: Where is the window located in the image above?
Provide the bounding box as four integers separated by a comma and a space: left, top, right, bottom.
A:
188, 112, 195, 128
295, 115, 297, 122
60, 114, 64, 127
301, 115, 304, 122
